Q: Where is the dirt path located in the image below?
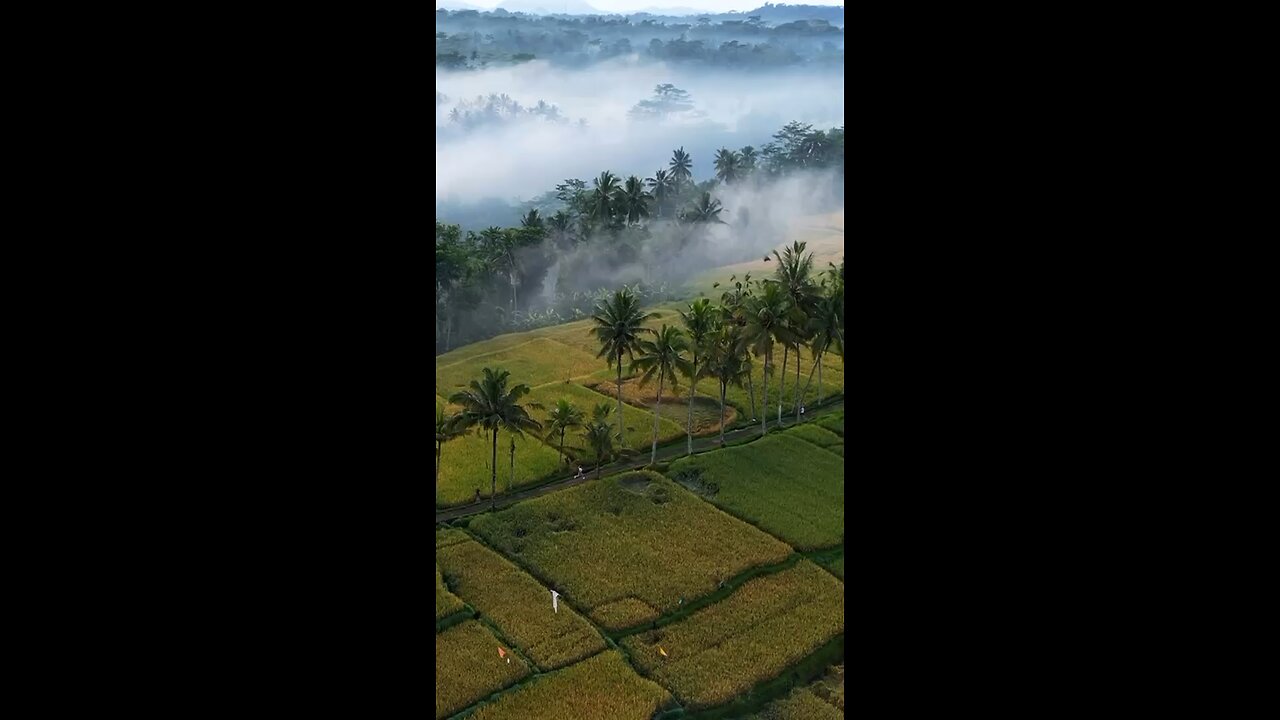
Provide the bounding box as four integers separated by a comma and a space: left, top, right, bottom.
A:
435, 398, 845, 524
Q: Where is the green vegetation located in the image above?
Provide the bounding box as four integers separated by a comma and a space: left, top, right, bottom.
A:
466, 650, 673, 720
437, 338, 602, 396
436, 565, 466, 623
815, 411, 844, 436
437, 535, 606, 672
525, 382, 683, 454
448, 367, 545, 511
748, 665, 844, 719
668, 432, 843, 550
784, 423, 842, 450
435, 620, 530, 719
437, 426, 561, 508
621, 560, 844, 710
467, 471, 793, 631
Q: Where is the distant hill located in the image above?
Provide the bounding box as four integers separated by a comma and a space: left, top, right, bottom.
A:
745, 4, 843, 25
436, 0, 485, 10
498, 0, 598, 14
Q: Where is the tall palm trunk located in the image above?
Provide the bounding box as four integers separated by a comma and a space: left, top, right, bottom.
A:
490, 428, 498, 510
778, 345, 788, 426
794, 345, 802, 422
559, 428, 566, 465
800, 351, 822, 419
719, 380, 727, 445
686, 359, 697, 456
817, 354, 823, 407
651, 370, 664, 465
746, 360, 757, 421
616, 359, 625, 447
761, 349, 770, 435
435, 442, 441, 502
509, 435, 516, 492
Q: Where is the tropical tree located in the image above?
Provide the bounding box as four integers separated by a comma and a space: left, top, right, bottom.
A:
678, 298, 719, 455
705, 323, 749, 445
799, 284, 844, 416
682, 192, 727, 224
617, 175, 652, 226
646, 169, 676, 218
544, 398, 585, 465
740, 281, 795, 435
435, 406, 463, 502
448, 367, 543, 510
719, 273, 757, 421
772, 241, 819, 423
581, 418, 621, 479
590, 171, 620, 222
520, 208, 543, 229
669, 147, 693, 185
739, 145, 758, 174
591, 288, 655, 447
713, 148, 742, 184
630, 324, 691, 464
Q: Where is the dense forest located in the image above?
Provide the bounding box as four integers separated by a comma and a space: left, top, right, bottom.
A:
435, 4, 843, 69
435, 118, 844, 354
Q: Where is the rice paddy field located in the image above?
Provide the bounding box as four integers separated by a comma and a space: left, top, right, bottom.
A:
785, 423, 843, 449
436, 429, 562, 507
466, 471, 794, 631
435, 620, 531, 719
436, 564, 465, 622
465, 650, 674, 720
522, 381, 685, 453
668, 430, 844, 550
584, 376, 736, 436
436, 532, 606, 671
620, 560, 845, 710
723, 346, 845, 422
750, 665, 845, 719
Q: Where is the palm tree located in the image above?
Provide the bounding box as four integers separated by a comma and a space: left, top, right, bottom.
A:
581, 419, 620, 479
713, 148, 742, 184
678, 298, 718, 455
448, 367, 543, 510
435, 406, 463, 502
799, 285, 844, 416
739, 145, 757, 173
548, 210, 573, 249
741, 281, 793, 435
646, 169, 675, 218
682, 192, 727, 224
705, 324, 748, 445
591, 289, 655, 447
630, 324, 691, 465
617, 175, 652, 226
720, 274, 757, 421
520, 209, 543, 229
590, 171, 620, 222
544, 398, 585, 465
669, 147, 693, 185
772, 241, 819, 424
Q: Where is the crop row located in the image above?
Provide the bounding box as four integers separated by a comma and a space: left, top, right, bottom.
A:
465, 649, 673, 720
435, 620, 529, 719
621, 560, 844, 710
436, 564, 465, 623
467, 471, 793, 631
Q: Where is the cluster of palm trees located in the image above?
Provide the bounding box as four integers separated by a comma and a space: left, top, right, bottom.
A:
436, 243, 844, 509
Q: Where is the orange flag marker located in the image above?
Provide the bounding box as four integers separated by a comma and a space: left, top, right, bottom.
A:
498, 646, 510, 663
659, 647, 668, 658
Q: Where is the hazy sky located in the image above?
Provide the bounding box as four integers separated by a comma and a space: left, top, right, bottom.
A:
461, 1, 843, 12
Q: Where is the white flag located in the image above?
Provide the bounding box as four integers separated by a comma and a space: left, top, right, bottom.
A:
551, 590, 560, 613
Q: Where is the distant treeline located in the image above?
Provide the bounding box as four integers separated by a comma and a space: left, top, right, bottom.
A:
435, 7, 843, 69
435, 119, 844, 354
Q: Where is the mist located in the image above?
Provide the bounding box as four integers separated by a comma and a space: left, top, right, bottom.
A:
435, 57, 843, 204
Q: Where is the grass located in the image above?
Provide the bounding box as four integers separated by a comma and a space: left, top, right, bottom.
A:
436, 620, 531, 719
465, 650, 674, 720
584, 376, 736, 436
783, 423, 842, 449
437, 429, 563, 508
437, 564, 466, 623
747, 665, 844, 719
467, 470, 794, 632
668, 432, 844, 550
822, 555, 844, 579
436, 337, 604, 396
815, 411, 843, 437
437, 535, 606, 671
620, 560, 844, 710
524, 381, 685, 455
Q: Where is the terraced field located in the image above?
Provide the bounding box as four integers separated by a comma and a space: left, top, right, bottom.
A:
435, 620, 530, 719
750, 665, 845, 719
436, 428, 562, 507
584, 376, 735, 436
465, 650, 674, 720
467, 471, 794, 631
523, 381, 684, 453
436, 564, 465, 622
668, 430, 844, 550
436, 531, 606, 671
621, 560, 844, 710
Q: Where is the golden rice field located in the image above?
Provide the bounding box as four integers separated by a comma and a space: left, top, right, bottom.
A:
436, 428, 562, 507
437, 534, 606, 671
436, 564, 465, 622
436, 337, 604, 395
621, 560, 844, 710
435, 620, 530, 719
467, 471, 794, 632
749, 665, 844, 719
668, 431, 844, 550
584, 376, 736, 436
723, 346, 844, 422
466, 650, 674, 720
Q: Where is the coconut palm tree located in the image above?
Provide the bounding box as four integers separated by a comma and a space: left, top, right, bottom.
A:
448, 367, 543, 510
591, 289, 655, 447
645, 169, 676, 218
617, 175, 652, 226
630, 324, 691, 465
590, 171, 620, 222
720, 274, 757, 422
739, 145, 757, 173
678, 298, 719, 455
435, 406, 463, 502
740, 281, 794, 436
713, 148, 742, 184
669, 147, 693, 185
520, 209, 543, 229
544, 398, 585, 466
682, 192, 727, 224
799, 285, 844, 417
705, 323, 749, 445
581, 418, 620, 479
772, 241, 819, 423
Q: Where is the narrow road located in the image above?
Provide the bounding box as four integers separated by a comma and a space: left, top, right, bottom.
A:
436, 397, 845, 524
